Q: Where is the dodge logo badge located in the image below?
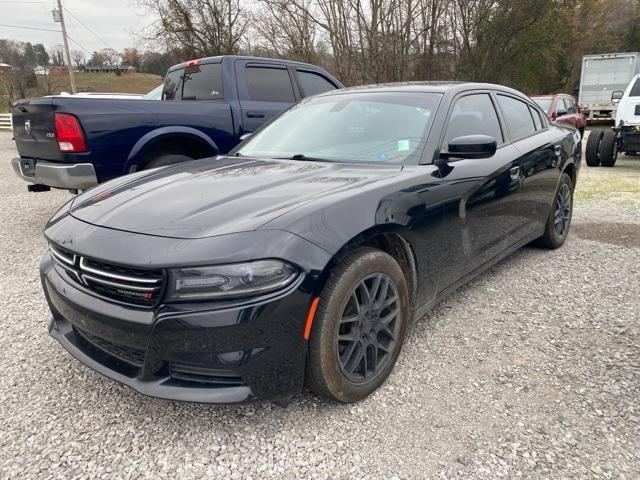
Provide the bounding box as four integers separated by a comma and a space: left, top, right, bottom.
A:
24, 119, 31, 135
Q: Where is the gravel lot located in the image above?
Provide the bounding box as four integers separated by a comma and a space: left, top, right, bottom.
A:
0, 131, 638, 479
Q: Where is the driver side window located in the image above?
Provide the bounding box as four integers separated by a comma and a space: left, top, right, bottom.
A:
443, 94, 503, 148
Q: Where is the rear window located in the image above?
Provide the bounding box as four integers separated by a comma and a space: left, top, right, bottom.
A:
630, 78, 640, 97
163, 63, 224, 101
246, 67, 295, 102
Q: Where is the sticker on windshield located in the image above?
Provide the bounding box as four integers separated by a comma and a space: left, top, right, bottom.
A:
377, 152, 389, 161
397, 139, 410, 151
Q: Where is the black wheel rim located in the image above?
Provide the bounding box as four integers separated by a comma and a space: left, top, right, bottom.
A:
337, 273, 400, 383
554, 183, 571, 237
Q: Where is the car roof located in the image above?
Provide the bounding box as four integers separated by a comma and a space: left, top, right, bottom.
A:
313, 81, 530, 99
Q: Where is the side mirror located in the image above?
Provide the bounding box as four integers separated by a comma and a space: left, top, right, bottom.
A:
239, 132, 253, 142
442, 135, 497, 160
611, 91, 623, 104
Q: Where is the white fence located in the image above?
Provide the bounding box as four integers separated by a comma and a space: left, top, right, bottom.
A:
0, 113, 12, 131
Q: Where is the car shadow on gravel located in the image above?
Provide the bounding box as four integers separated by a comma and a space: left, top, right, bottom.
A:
572, 222, 640, 248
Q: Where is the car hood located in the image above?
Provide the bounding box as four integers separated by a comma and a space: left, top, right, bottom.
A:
70, 156, 402, 239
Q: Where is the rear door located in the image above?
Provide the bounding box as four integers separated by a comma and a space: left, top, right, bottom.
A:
235, 60, 298, 133
497, 94, 560, 236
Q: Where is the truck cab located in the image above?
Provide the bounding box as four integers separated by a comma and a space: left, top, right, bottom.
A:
11, 55, 342, 192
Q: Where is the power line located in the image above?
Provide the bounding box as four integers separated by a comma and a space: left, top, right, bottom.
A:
63, 7, 112, 50
0, 23, 61, 33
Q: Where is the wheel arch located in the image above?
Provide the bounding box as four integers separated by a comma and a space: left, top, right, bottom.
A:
313, 225, 419, 318
125, 127, 219, 172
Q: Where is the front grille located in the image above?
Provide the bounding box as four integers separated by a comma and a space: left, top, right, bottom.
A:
50, 244, 164, 307
74, 326, 146, 367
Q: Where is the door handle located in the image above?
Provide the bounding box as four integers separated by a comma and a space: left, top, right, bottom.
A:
246, 112, 265, 118
554, 145, 562, 156
509, 166, 520, 181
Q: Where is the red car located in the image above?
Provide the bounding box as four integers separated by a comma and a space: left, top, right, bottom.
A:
531, 94, 586, 137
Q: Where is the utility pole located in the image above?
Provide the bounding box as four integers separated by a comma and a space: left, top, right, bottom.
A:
54, 0, 77, 93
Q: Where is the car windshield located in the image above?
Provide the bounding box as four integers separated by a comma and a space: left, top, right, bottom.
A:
236, 92, 442, 164
533, 98, 553, 113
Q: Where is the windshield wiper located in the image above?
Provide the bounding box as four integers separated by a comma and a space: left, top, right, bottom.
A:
277, 154, 334, 163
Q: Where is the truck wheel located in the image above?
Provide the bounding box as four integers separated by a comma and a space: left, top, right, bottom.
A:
143, 154, 193, 170
585, 130, 603, 167
598, 129, 618, 167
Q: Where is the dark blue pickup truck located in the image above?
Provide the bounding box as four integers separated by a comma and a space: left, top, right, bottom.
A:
11, 55, 342, 191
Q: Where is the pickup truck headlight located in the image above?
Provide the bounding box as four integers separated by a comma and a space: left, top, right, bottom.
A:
166, 260, 299, 301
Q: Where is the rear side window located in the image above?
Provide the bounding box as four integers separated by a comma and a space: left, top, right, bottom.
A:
246, 67, 295, 102
297, 71, 337, 97
163, 63, 224, 101
444, 93, 503, 146
497, 95, 536, 140
630, 78, 640, 97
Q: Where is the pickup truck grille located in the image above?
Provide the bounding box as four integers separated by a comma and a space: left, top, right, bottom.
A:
49, 244, 164, 307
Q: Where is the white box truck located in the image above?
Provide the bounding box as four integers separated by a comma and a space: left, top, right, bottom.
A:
579, 52, 640, 122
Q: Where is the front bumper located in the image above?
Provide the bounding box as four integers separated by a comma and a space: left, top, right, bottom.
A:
12, 157, 98, 189
41, 252, 311, 404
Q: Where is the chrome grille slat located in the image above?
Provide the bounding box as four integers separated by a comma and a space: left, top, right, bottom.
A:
48, 243, 164, 307
79, 258, 161, 285
82, 273, 160, 292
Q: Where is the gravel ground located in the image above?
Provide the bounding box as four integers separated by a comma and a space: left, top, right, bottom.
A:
0, 131, 638, 479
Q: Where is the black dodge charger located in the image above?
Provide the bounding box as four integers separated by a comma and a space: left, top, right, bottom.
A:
41, 82, 580, 404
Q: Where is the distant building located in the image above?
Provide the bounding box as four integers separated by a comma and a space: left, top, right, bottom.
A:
33, 66, 67, 76
83, 65, 136, 74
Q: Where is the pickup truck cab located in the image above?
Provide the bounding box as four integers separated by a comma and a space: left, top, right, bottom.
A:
11, 55, 342, 191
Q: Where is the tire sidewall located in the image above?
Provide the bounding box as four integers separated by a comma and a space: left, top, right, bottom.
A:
546, 174, 573, 248
143, 154, 193, 170
309, 249, 410, 402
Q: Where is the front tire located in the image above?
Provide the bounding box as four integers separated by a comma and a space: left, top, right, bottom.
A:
305, 248, 410, 402
599, 129, 618, 167
585, 129, 603, 167
535, 173, 573, 249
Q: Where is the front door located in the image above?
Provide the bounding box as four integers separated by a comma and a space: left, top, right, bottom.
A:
437, 92, 527, 289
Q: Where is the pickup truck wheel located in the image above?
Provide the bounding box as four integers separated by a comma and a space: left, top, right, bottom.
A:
599, 129, 618, 167
143, 154, 193, 170
585, 130, 603, 167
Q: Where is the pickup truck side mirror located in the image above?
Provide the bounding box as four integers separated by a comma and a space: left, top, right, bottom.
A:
611, 91, 624, 104
440, 135, 497, 161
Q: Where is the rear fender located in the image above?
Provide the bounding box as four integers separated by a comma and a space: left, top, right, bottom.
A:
125, 127, 219, 172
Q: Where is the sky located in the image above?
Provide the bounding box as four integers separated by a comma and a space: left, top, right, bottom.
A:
0, 0, 152, 55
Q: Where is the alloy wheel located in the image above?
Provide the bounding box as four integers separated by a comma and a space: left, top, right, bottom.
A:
336, 273, 400, 383
554, 183, 571, 237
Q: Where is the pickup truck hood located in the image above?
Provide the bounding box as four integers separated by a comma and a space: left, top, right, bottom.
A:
70, 156, 401, 239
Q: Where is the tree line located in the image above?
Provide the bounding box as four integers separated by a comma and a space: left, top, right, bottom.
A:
142, 0, 640, 94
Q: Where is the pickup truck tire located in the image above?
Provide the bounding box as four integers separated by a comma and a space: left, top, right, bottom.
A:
598, 129, 618, 167
143, 154, 194, 170
585, 130, 603, 167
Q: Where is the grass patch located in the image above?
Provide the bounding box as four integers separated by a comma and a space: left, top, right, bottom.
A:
575, 156, 640, 204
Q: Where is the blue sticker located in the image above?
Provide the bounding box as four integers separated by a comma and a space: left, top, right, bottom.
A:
377, 152, 389, 160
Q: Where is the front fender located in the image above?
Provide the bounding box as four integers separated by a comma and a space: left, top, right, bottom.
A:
125, 126, 219, 172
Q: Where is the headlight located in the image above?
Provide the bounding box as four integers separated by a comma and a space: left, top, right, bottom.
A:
166, 260, 299, 301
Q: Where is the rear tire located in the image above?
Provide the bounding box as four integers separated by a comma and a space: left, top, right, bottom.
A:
143, 154, 194, 170
535, 173, 573, 249
305, 248, 410, 403
585, 129, 603, 167
599, 129, 618, 167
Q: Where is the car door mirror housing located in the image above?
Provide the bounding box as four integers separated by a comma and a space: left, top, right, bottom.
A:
443, 135, 497, 160
611, 91, 624, 104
